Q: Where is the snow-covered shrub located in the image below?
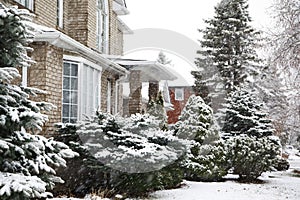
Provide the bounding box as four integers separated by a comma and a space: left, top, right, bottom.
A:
225, 135, 281, 181
54, 112, 186, 197
222, 88, 274, 138
176, 95, 228, 181
147, 91, 168, 130
0, 4, 78, 199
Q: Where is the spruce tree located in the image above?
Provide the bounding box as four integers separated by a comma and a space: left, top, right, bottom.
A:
0, 4, 77, 199
222, 88, 274, 138
176, 95, 227, 181
197, 0, 260, 93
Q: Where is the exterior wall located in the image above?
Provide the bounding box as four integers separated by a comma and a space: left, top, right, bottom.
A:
29, 42, 63, 136
109, 10, 123, 55
2, 0, 127, 134
33, 0, 57, 28
167, 87, 194, 124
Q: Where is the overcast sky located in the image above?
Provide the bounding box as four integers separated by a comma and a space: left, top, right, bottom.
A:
119, 0, 275, 86
121, 0, 274, 42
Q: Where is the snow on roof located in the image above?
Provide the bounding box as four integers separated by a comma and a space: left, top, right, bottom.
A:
31, 23, 128, 75
115, 59, 178, 82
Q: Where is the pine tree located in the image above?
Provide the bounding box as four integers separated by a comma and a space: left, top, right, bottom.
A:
221, 88, 281, 180
157, 51, 171, 65
221, 88, 274, 138
0, 4, 77, 199
197, 0, 261, 93
176, 95, 228, 181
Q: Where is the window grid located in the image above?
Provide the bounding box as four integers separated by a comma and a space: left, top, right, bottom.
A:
62, 62, 78, 123
96, 0, 109, 53
175, 88, 184, 101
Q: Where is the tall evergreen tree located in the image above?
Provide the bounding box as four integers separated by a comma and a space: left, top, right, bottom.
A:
196, 0, 261, 93
221, 88, 274, 138
0, 4, 77, 199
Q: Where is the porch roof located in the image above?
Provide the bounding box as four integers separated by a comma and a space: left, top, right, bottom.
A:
114, 59, 178, 82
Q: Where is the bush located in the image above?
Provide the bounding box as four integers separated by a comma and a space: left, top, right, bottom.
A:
176, 95, 228, 181
225, 135, 281, 181
54, 112, 185, 198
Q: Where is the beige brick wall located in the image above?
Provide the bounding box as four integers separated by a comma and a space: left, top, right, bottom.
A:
109, 5, 123, 55
29, 42, 63, 136
33, 0, 57, 28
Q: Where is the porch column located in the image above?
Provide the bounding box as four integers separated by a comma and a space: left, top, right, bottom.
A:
129, 70, 142, 114
148, 81, 159, 101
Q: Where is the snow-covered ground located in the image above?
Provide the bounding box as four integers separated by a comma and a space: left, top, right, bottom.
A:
49, 157, 300, 200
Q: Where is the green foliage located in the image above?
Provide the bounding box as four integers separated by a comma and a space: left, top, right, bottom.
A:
147, 91, 168, 130
222, 88, 274, 138
176, 95, 228, 181
0, 4, 77, 199
197, 0, 261, 93
54, 112, 185, 198
225, 135, 281, 181
0, 4, 34, 68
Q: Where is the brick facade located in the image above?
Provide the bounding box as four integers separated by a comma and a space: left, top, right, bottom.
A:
29, 42, 63, 135
167, 87, 194, 124
1, 0, 128, 135
128, 70, 142, 115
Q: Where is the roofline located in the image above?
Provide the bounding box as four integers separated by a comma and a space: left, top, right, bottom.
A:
33, 31, 128, 75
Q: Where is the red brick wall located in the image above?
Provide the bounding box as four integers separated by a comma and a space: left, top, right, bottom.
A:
167, 87, 194, 124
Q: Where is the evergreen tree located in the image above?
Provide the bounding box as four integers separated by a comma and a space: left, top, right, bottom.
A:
222, 88, 274, 138
197, 0, 261, 93
176, 95, 228, 181
221, 88, 281, 181
147, 91, 168, 130
157, 51, 171, 65
0, 4, 77, 199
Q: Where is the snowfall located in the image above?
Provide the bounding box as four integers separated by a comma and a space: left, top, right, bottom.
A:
49, 155, 300, 200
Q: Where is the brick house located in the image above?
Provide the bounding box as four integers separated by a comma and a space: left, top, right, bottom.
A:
167, 73, 194, 124
1, 0, 131, 135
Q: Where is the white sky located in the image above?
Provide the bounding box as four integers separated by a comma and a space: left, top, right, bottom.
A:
119, 0, 274, 86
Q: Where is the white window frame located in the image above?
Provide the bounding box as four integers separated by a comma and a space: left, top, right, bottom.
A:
62, 60, 79, 123
96, 0, 109, 53
107, 79, 112, 113
15, 0, 34, 10
114, 80, 119, 114
57, 0, 64, 28
63, 55, 102, 122
175, 88, 184, 101
21, 67, 28, 87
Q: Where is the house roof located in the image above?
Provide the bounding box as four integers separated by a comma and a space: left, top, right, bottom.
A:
114, 59, 178, 82
118, 18, 133, 34
32, 23, 128, 75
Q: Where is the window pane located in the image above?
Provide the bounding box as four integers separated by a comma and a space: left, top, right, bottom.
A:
63, 63, 70, 76
71, 77, 78, 90
63, 77, 70, 89
62, 118, 69, 123
71, 64, 78, 76
63, 104, 70, 117
63, 91, 70, 103
71, 91, 78, 104
71, 105, 77, 118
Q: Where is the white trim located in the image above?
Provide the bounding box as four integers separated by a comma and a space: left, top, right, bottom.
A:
57, 0, 64, 28
175, 88, 184, 101
107, 80, 112, 113
34, 29, 128, 75
22, 67, 28, 87
63, 55, 103, 72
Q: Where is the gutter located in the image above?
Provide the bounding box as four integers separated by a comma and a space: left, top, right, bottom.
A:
34, 31, 128, 75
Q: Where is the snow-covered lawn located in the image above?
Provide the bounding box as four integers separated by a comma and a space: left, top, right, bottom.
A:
50, 158, 300, 200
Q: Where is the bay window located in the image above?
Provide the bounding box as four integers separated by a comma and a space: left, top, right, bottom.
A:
62, 56, 102, 123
